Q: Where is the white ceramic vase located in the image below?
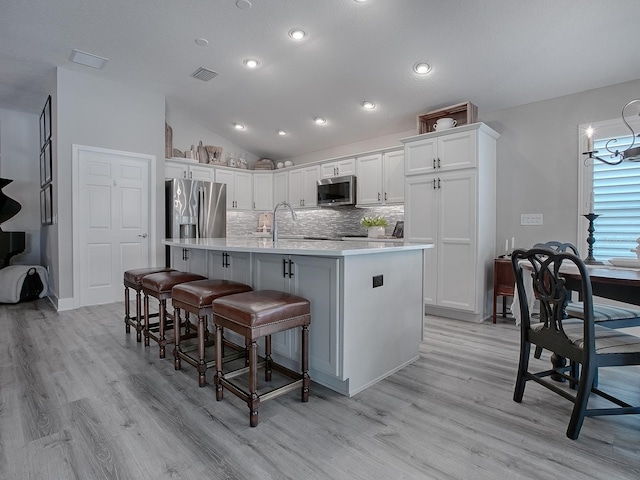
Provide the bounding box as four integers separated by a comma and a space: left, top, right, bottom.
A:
368, 226, 385, 238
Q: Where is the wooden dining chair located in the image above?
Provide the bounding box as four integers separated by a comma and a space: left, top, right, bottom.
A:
511, 247, 640, 439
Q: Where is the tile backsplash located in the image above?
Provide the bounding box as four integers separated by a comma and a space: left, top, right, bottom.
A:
227, 205, 404, 238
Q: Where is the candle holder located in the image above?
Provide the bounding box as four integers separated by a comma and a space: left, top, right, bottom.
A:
583, 213, 603, 264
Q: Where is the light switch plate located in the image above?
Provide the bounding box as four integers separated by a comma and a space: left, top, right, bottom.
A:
521, 213, 543, 225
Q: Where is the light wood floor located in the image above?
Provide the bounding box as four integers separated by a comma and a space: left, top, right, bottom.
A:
1, 300, 639, 480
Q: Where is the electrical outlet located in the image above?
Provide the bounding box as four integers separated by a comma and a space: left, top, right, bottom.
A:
520, 214, 543, 226
373, 274, 383, 288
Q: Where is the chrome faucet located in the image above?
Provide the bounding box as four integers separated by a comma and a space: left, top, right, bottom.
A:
272, 201, 297, 242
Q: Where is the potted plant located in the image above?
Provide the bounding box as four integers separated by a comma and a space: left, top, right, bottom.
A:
361, 215, 388, 238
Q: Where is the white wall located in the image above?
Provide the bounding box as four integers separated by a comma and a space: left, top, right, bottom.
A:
165, 99, 259, 167
54, 68, 165, 308
482, 78, 640, 255
0, 108, 41, 265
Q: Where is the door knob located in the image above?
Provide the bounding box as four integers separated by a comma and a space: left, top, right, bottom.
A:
138, 233, 148, 238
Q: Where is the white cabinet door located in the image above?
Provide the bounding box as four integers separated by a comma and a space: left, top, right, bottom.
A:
290, 255, 340, 377
210, 251, 252, 284
405, 175, 438, 305
437, 130, 477, 171
289, 166, 319, 208
234, 171, 253, 210
170, 247, 209, 277
288, 169, 304, 207
273, 171, 288, 205
436, 170, 477, 311
188, 164, 215, 182
383, 150, 404, 204
356, 153, 383, 205
320, 158, 355, 179
165, 161, 187, 179
253, 173, 273, 211
405, 137, 437, 175
252, 253, 341, 377
215, 169, 235, 208
215, 169, 253, 210
302, 165, 319, 207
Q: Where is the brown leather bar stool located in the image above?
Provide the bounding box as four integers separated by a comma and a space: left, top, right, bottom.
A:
123, 267, 175, 341
212, 290, 311, 427
142, 271, 206, 358
172, 279, 253, 387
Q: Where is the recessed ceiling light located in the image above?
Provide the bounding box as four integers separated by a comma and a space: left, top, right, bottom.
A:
233, 123, 246, 130
314, 117, 327, 125
243, 58, 259, 68
362, 101, 376, 110
69, 49, 108, 69
195, 38, 209, 47
277, 129, 287, 136
413, 62, 432, 75
236, 0, 252, 9
288, 28, 306, 40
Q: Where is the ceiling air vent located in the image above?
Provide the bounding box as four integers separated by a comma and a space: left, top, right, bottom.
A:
191, 67, 218, 81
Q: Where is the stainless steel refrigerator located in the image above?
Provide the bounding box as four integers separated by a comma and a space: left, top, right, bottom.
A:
165, 178, 226, 263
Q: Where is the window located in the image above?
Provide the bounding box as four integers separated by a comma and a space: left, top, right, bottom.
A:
592, 136, 640, 260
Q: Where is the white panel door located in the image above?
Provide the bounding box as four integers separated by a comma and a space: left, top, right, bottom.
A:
77, 147, 151, 306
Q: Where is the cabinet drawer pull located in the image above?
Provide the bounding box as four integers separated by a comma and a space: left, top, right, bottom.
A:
288, 259, 294, 278
283, 258, 287, 278
437, 157, 441, 168
438, 178, 441, 189
433, 179, 436, 189
433, 158, 436, 169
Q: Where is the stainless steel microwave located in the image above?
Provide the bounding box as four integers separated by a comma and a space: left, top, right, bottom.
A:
317, 175, 357, 207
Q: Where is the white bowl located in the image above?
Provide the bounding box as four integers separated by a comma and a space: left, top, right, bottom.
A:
284, 160, 293, 167
276, 162, 284, 169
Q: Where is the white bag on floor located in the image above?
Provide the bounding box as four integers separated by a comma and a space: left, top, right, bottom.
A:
0, 265, 48, 303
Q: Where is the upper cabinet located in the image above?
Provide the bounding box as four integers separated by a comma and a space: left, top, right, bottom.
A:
253, 173, 274, 211
165, 159, 215, 182
319, 158, 355, 179
405, 128, 477, 176
356, 150, 404, 206
216, 169, 253, 210
289, 165, 319, 208
273, 170, 288, 206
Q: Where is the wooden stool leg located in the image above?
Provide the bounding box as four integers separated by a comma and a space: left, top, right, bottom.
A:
135, 289, 143, 342
249, 340, 260, 427
197, 314, 207, 387
301, 325, 310, 403
214, 324, 224, 401
124, 286, 131, 333
492, 292, 497, 324
159, 299, 167, 359
174, 307, 182, 370
265, 335, 272, 382
143, 294, 150, 347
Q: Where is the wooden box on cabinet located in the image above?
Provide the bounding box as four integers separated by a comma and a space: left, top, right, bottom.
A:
417, 101, 478, 134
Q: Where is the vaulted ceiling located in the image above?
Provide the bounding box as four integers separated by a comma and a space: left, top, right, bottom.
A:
1, 0, 639, 160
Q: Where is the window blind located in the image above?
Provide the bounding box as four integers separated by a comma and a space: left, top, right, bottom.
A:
592, 135, 640, 260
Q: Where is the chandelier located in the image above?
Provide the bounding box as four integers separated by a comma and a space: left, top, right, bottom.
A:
584, 98, 640, 165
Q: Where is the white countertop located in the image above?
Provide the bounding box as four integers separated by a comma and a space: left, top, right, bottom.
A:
163, 237, 433, 257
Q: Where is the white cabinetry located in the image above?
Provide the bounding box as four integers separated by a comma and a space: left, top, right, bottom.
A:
215, 169, 253, 210
253, 173, 273, 211
320, 158, 355, 179
165, 160, 215, 181
253, 253, 340, 377
402, 123, 499, 322
289, 165, 319, 208
273, 171, 288, 205
356, 150, 404, 205
209, 251, 252, 284
170, 247, 209, 277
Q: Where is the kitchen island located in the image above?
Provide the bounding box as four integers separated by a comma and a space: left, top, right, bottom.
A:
163, 237, 432, 397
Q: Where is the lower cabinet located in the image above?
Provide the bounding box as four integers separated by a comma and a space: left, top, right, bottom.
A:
170, 247, 209, 277
209, 251, 252, 284
252, 253, 341, 377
